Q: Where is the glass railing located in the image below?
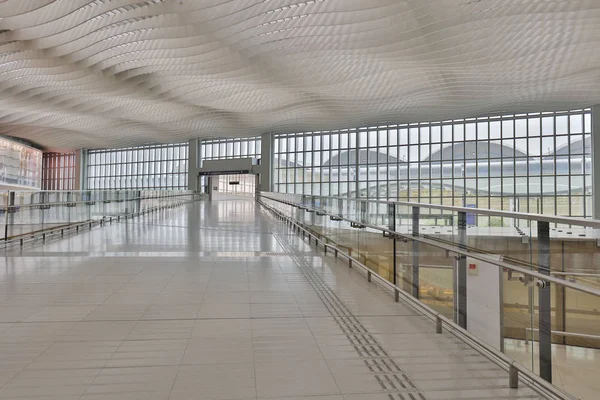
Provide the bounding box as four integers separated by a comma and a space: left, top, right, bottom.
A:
0, 190, 199, 240
260, 191, 600, 400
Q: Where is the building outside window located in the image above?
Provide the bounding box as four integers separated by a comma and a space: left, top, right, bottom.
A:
273, 109, 592, 220
42, 152, 77, 190
0, 137, 42, 189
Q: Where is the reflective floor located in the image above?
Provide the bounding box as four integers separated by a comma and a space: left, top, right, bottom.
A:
505, 339, 599, 400
0, 196, 546, 400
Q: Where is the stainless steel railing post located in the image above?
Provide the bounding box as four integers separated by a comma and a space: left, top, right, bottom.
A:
509, 363, 519, 388
457, 211, 467, 329
538, 220, 552, 383
412, 206, 420, 299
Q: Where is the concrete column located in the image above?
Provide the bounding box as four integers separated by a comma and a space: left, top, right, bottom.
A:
457, 211, 467, 329
259, 133, 273, 192
75, 149, 86, 190
187, 138, 201, 192
5, 191, 15, 239
538, 221, 552, 383
388, 203, 397, 285
411, 206, 420, 299
592, 105, 600, 219
207, 176, 214, 201
255, 174, 260, 199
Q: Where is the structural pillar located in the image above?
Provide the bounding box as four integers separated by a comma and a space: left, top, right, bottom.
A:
555, 242, 566, 345
4, 191, 15, 240
411, 206, 420, 299
388, 203, 397, 285
259, 133, 273, 193
187, 138, 201, 192
457, 211, 467, 329
538, 221, 552, 383
207, 176, 215, 201
75, 149, 87, 190
592, 105, 600, 219
255, 174, 260, 199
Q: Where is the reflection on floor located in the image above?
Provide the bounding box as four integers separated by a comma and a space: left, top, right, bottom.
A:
505, 339, 600, 400
0, 196, 554, 399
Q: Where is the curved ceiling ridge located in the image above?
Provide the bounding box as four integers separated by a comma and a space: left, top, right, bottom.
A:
0, 0, 598, 150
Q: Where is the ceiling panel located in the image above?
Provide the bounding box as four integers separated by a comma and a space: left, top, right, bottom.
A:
0, 0, 599, 150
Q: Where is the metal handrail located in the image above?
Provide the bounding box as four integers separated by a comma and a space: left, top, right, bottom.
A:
259, 198, 574, 400
262, 192, 600, 229
552, 272, 600, 278
4, 189, 194, 194
0, 193, 194, 210
1, 195, 198, 247
261, 193, 600, 298
525, 328, 600, 341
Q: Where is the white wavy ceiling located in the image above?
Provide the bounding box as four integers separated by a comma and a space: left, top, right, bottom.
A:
0, 0, 599, 150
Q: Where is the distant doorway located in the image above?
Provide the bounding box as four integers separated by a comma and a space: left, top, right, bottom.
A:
215, 173, 255, 197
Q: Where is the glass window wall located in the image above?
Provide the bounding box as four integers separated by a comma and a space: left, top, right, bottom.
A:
274, 109, 592, 219
87, 143, 188, 190
200, 137, 261, 190
200, 137, 261, 161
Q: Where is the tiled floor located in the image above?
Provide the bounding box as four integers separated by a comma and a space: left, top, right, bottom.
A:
505, 339, 599, 400
0, 196, 546, 399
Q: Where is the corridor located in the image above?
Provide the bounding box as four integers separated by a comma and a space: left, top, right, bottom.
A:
0, 197, 544, 400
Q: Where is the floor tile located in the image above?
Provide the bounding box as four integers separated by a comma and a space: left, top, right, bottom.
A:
24, 305, 97, 322
0, 307, 42, 322
255, 359, 340, 398
183, 337, 254, 364
84, 366, 178, 396
169, 363, 256, 400
84, 305, 150, 321
196, 303, 251, 319
141, 304, 201, 320
127, 320, 194, 340
105, 339, 188, 368
191, 318, 252, 338
0, 368, 99, 398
